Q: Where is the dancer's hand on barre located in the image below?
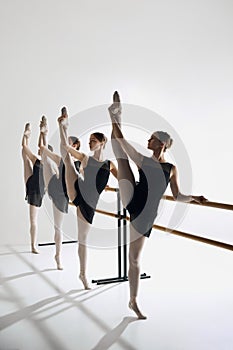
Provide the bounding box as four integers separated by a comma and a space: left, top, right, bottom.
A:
104, 185, 110, 191
191, 195, 208, 204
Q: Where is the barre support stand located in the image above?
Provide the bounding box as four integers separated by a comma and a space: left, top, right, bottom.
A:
92, 191, 151, 285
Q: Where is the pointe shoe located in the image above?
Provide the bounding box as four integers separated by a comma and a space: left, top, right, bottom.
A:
40, 115, 48, 133
128, 301, 147, 320
24, 123, 31, 137
79, 274, 91, 290
109, 92, 122, 125
60, 106, 69, 126
55, 255, 63, 270
31, 246, 39, 254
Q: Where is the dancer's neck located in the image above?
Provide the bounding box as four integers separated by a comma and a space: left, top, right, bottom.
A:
92, 149, 104, 162
152, 150, 165, 163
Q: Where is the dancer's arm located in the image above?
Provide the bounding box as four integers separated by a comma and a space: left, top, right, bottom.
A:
119, 137, 144, 168
22, 144, 38, 164
170, 165, 207, 203
66, 146, 86, 161
110, 161, 118, 178
40, 145, 61, 167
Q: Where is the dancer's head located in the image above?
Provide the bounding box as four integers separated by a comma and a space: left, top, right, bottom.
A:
148, 131, 173, 152
89, 132, 108, 151
69, 136, 80, 150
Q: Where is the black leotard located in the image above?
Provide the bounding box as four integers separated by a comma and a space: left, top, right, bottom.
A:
126, 156, 173, 237
25, 159, 45, 207
48, 159, 81, 213
73, 157, 110, 224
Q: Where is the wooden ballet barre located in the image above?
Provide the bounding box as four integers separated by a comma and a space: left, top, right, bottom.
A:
163, 195, 233, 211
87, 207, 233, 251
105, 187, 233, 210
95, 208, 121, 219
104, 187, 233, 211
152, 223, 233, 251
120, 215, 233, 251
68, 190, 233, 252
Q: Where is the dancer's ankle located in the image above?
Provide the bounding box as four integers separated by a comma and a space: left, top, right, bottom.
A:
24, 123, 31, 138
79, 273, 91, 290
31, 245, 39, 254
55, 255, 63, 270
40, 116, 48, 134
129, 299, 147, 320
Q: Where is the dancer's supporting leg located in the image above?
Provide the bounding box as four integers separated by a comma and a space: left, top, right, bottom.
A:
22, 123, 40, 254
58, 115, 91, 289
77, 207, 91, 289
128, 227, 146, 319
29, 204, 39, 254
110, 107, 147, 319
53, 204, 64, 270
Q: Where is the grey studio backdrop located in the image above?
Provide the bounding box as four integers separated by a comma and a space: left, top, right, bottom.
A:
0, 0, 232, 248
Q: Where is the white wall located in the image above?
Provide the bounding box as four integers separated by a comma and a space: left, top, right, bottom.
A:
0, 0, 232, 246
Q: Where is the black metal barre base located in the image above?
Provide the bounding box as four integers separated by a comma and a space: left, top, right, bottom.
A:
92, 272, 151, 285
38, 240, 77, 246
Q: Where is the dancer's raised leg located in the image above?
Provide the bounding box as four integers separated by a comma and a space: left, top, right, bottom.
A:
58, 114, 79, 202
39, 117, 59, 189
22, 123, 36, 183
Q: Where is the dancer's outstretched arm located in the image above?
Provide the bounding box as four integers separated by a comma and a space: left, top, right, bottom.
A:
40, 146, 61, 167
66, 146, 86, 163
170, 165, 207, 203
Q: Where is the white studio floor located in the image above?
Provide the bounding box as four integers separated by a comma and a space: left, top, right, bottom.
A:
0, 232, 233, 350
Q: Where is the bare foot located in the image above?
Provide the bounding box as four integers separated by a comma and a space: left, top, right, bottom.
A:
55, 255, 63, 270
79, 274, 91, 290
129, 301, 147, 320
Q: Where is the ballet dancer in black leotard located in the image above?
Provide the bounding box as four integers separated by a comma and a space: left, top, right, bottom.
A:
58, 107, 118, 289
109, 91, 207, 319
38, 116, 81, 269
22, 123, 45, 254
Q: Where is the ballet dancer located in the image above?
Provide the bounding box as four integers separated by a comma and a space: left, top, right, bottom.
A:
39, 116, 81, 270
58, 107, 118, 289
108, 91, 207, 319
22, 122, 45, 254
